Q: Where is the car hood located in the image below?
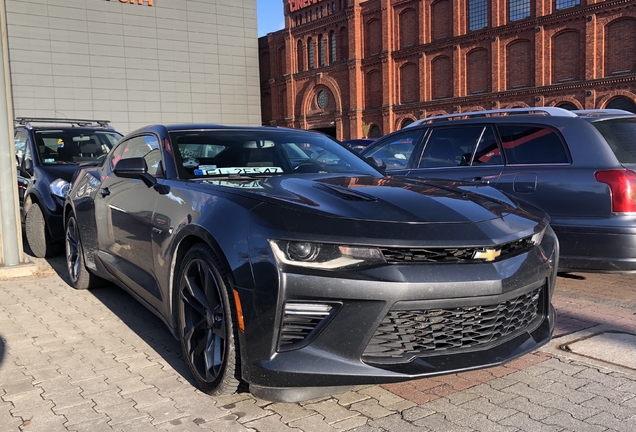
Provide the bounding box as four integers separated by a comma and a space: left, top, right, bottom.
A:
196, 175, 520, 224
38, 163, 80, 183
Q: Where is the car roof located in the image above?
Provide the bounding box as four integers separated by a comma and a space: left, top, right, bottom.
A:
404, 107, 635, 128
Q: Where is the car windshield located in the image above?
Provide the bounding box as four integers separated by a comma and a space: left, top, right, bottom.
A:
170, 129, 382, 179
35, 129, 122, 164
593, 118, 636, 163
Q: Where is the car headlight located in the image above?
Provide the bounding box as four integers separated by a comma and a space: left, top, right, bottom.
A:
269, 240, 385, 270
50, 178, 71, 198
531, 227, 546, 246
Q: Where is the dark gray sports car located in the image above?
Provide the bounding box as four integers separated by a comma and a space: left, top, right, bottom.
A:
64, 124, 558, 402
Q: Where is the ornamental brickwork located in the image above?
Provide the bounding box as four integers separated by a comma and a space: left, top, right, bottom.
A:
259, 0, 636, 140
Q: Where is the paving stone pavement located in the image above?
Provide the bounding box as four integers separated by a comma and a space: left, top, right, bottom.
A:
1, 256, 635, 431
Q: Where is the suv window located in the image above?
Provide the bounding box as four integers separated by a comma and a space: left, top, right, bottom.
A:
34, 129, 120, 164
592, 118, 636, 163
14, 131, 28, 163
497, 125, 569, 165
112, 135, 162, 176
365, 131, 423, 170
419, 126, 497, 168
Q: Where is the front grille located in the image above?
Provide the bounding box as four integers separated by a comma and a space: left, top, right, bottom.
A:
380, 236, 535, 263
362, 286, 543, 362
278, 303, 333, 351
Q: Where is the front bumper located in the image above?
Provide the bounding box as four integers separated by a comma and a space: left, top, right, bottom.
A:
239, 229, 558, 398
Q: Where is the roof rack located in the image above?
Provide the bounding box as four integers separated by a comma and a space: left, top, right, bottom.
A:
572, 109, 635, 117
406, 107, 578, 127
14, 117, 112, 129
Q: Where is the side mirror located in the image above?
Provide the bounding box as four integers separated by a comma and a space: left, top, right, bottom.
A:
113, 157, 156, 187
367, 156, 387, 171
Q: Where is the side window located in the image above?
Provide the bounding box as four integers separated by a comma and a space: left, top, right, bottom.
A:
472, 127, 503, 165
497, 125, 569, 165
365, 131, 423, 170
14, 131, 28, 165
111, 135, 162, 176
419, 126, 486, 168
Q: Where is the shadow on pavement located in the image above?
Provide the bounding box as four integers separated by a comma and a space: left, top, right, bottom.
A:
22, 235, 197, 386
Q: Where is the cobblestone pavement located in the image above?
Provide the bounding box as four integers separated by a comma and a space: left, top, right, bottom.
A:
1, 256, 635, 432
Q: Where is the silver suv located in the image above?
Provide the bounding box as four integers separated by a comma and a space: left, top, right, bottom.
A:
360, 107, 636, 273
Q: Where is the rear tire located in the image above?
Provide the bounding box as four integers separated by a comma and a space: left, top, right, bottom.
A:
25, 203, 63, 258
65, 212, 100, 290
176, 243, 242, 396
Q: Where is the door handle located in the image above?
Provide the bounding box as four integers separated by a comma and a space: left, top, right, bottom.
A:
101, 187, 110, 197
468, 177, 490, 185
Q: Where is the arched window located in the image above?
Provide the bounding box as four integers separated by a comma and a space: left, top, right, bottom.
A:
552, 30, 580, 82
401, 118, 414, 129
329, 31, 337, 64
399, 9, 417, 49
365, 19, 382, 56
467, 48, 490, 93
261, 93, 272, 124
432, 56, 452, 98
605, 19, 636, 76
506, 39, 532, 89
278, 46, 286, 76
308, 37, 315, 69
365, 70, 383, 108
339, 27, 348, 61
606, 97, 636, 113
400, 63, 418, 103
556, 102, 578, 111
318, 35, 326, 67
431, 0, 452, 40
368, 125, 382, 138
297, 39, 304, 72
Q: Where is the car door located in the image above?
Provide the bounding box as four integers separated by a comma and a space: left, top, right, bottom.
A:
362, 129, 426, 175
14, 129, 32, 217
406, 125, 505, 185
94, 134, 165, 306
495, 124, 577, 219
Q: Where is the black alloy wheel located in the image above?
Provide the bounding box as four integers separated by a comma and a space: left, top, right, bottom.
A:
177, 244, 241, 395
65, 213, 98, 290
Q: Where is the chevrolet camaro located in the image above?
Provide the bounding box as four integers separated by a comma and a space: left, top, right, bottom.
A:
64, 124, 558, 402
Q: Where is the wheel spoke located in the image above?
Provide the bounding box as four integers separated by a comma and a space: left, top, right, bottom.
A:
211, 304, 226, 339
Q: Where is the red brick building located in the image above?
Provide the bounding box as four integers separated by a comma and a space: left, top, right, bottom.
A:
259, 0, 636, 140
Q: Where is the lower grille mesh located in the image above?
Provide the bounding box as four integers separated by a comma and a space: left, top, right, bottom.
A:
363, 287, 543, 362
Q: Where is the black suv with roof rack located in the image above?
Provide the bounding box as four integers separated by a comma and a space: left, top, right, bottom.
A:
360, 107, 636, 273
14, 118, 123, 257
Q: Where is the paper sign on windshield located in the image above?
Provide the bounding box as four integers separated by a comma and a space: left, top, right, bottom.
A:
194, 166, 284, 176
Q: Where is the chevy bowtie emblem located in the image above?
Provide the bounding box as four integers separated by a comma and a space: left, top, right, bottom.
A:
473, 248, 502, 262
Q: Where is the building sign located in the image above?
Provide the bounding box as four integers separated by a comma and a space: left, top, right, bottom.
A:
289, 0, 324, 13
108, 0, 154, 6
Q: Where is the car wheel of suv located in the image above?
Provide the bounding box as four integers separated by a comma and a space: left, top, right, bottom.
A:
65, 212, 100, 290
177, 243, 242, 396
25, 203, 63, 258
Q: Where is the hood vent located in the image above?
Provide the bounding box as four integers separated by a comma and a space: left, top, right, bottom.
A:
313, 183, 378, 201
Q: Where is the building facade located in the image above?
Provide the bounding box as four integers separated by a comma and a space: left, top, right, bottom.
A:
6, 0, 261, 133
259, 0, 636, 140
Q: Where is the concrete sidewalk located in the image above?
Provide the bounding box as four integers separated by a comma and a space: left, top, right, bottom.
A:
1, 258, 635, 431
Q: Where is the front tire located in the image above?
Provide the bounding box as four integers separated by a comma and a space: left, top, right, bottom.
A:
177, 243, 242, 395
65, 213, 99, 290
25, 202, 63, 258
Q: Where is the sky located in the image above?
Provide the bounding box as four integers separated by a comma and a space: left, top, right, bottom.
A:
257, 0, 285, 37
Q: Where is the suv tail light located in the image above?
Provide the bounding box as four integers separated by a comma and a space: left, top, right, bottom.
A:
595, 169, 636, 213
